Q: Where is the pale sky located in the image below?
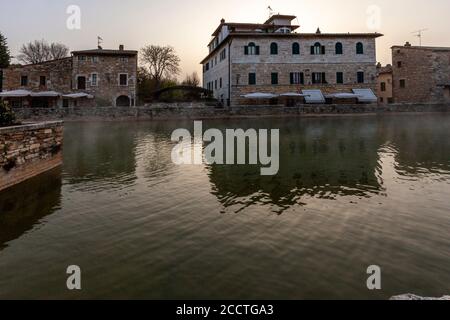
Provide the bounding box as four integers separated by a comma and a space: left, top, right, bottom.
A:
1, 0, 450, 79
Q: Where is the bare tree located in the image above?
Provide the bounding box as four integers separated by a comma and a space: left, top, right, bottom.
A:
49, 43, 70, 60
18, 40, 69, 64
182, 72, 200, 87
140, 45, 180, 88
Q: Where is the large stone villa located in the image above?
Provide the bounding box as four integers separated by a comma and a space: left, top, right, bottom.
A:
1, 45, 137, 107
201, 14, 383, 106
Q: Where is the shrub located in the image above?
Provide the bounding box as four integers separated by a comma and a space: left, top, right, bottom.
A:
0, 100, 16, 127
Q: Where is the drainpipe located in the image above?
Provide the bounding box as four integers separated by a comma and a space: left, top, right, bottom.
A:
228, 39, 232, 108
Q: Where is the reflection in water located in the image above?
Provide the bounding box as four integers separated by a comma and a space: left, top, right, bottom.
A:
0, 115, 450, 299
62, 122, 139, 191
0, 168, 62, 250
206, 118, 385, 214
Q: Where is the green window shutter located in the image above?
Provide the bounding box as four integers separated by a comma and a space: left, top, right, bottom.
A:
244, 46, 248, 55
290, 73, 294, 84
255, 46, 260, 55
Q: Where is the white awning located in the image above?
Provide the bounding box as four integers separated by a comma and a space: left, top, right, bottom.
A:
241, 93, 279, 99
30, 91, 61, 97
279, 92, 307, 97
0, 90, 32, 98
352, 89, 378, 103
326, 93, 362, 99
62, 93, 94, 99
302, 90, 326, 104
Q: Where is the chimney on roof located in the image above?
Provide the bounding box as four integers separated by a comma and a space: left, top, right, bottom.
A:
119, 44, 124, 51
405, 42, 412, 47
221, 18, 225, 24
316, 27, 321, 34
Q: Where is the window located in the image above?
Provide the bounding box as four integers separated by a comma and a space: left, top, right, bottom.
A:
311, 42, 325, 55
357, 72, 365, 83
78, 56, 86, 61
220, 49, 226, 61
20, 75, 28, 86
248, 73, 256, 85
77, 76, 86, 90
220, 78, 222, 88
120, 57, 128, 63
312, 72, 326, 84
336, 72, 344, 84
91, 56, 98, 63
205, 62, 209, 71
356, 42, 364, 54
40, 76, 46, 87
63, 99, 69, 108
245, 42, 260, 55
290, 72, 304, 85
397, 61, 402, 68
119, 74, 128, 86
215, 80, 218, 90
335, 42, 343, 55
271, 73, 278, 85
292, 42, 300, 55
400, 79, 406, 88
381, 82, 386, 92
91, 73, 98, 86
236, 74, 241, 85
270, 42, 278, 55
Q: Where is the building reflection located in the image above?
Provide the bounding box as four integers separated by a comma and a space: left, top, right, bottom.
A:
0, 168, 62, 250
206, 118, 384, 214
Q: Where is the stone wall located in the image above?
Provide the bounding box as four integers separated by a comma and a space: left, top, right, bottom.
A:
11, 103, 450, 122
2, 58, 73, 93
0, 121, 63, 192
392, 45, 450, 103
72, 53, 138, 106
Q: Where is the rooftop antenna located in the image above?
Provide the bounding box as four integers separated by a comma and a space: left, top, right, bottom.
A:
267, 5, 274, 18
412, 29, 428, 46
97, 36, 103, 49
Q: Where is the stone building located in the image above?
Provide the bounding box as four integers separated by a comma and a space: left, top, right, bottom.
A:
376, 63, 393, 104
201, 14, 382, 106
391, 42, 450, 103
1, 46, 137, 107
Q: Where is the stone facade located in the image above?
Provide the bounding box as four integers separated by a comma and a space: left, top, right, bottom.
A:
202, 15, 382, 106
0, 121, 63, 192
392, 43, 450, 103
376, 64, 393, 104
2, 58, 72, 107
1, 46, 137, 107
71, 48, 138, 106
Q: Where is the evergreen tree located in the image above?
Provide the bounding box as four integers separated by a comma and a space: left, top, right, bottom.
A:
0, 32, 11, 69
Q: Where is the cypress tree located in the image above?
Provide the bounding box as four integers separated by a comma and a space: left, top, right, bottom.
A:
0, 32, 11, 69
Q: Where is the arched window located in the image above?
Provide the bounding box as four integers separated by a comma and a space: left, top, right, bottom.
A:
292, 42, 300, 55
270, 42, 278, 55
245, 42, 259, 55
335, 42, 343, 55
311, 42, 325, 55
356, 42, 364, 54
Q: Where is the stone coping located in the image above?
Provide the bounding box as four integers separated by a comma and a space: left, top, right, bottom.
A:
0, 121, 63, 134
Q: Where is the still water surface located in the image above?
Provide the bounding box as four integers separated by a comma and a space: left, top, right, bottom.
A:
0, 115, 449, 299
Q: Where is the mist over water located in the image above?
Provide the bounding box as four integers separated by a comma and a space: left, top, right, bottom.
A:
0, 114, 449, 299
